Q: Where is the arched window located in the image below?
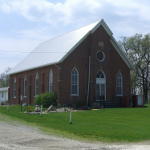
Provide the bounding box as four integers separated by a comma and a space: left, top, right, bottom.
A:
24, 75, 27, 97
96, 71, 106, 101
96, 70, 104, 78
35, 73, 39, 96
116, 72, 123, 96
14, 77, 16, 97
71, 68, 79, 95
49, 70, 53, 92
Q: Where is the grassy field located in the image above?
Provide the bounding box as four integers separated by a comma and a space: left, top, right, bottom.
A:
0, 105, 150, 142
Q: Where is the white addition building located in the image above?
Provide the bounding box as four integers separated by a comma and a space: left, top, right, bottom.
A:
0, 87, 9, 105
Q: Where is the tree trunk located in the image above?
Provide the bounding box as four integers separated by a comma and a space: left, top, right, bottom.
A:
143, 88, 148, 104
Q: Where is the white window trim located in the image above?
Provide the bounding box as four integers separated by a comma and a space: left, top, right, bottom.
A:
71, 68, 79, 96
49, 69, 53, 92
96, 70, 106, 101
24, 75, 27, 97
35, 73, 39, 96
14, 77, 16, 98
96, 51, 105, 62
116, 72, 123, 96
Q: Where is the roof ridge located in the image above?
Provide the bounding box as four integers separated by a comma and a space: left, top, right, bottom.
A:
9, 19, 132, 75
41, 20, 100, 44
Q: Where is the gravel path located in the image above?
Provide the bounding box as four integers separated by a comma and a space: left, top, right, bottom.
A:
0, 114, 150, 150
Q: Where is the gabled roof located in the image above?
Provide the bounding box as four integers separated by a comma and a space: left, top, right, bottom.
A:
8, 19, 134, 75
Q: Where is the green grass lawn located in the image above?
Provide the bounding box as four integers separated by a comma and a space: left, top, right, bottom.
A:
0, 105, 150, 142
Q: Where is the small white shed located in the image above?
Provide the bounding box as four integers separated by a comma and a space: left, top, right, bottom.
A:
0, 87, 9, 105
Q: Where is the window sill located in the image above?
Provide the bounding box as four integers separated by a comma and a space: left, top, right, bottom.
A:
23, 96, 27, 98
13, 97, 16, 99
70, 94, 79, 96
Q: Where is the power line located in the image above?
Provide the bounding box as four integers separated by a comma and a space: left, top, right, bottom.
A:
0, 50, 67, 53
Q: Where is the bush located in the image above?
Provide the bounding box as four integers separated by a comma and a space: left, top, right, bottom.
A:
35, 92, 57, 108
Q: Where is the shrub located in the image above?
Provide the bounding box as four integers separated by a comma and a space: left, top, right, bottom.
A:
35, 92, 57, 108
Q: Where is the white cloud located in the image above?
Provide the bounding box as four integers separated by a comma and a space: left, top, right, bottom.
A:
1, 0, 150, 41
0, 0, 103, 25
1, 0, 150, 25
62, 0, 102, 24
1, 0, 150, 73
103, 0, 150, 21
0, 0, 66, 24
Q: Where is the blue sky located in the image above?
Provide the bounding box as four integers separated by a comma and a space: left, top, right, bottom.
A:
0, 0, 150, 74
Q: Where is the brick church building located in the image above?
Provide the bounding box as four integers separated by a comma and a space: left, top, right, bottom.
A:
8, 19, 134, 107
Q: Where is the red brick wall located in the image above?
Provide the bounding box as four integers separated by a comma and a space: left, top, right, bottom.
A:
9, 25, 131, 106
10, 65, 59, 105
58, 34, 91, 105
58, 25, 131, 106
89, 25, 130, 104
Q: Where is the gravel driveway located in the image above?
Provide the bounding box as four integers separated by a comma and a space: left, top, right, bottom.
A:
0, 114, 150, 150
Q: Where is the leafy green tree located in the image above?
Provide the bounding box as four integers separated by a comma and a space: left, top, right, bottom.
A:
119, 34, 150, 103
0, 67, 11, 87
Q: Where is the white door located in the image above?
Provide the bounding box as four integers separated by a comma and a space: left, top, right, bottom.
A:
96, 71, 106, 101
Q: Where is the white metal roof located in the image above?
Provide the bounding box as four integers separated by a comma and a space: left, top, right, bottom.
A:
8, 19, 134, 75
0, 87, 9, 92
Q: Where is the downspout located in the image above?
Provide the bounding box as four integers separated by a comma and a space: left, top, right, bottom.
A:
86, 56, 91, 106
54, 64, 61, 82
54, 64, 61, 107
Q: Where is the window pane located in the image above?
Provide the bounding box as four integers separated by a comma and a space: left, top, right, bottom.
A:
116, 72, 122, 95
117, 87, 121, 95
72, 75, 74, 84
96, 84, 100, 100
49, 83, 53, 92
49, 70, 53, 92
72, 85, 77, 94
72, 85, 74, 94
72, 69, 77, 75
74, 75, 77, 83
24, 76, 27, 97
96, 71, 104, 78
101, 84, 105, 91
35, 73, 39, 96
74, 86, 76, 94
71, 68, 78, 95
36, 87, 38, 95
14, 79, 16, 97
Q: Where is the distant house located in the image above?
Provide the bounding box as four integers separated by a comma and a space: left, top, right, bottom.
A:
8, 19, 134, 107
0, 87, 9, 105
